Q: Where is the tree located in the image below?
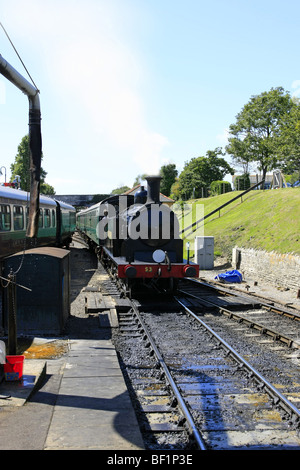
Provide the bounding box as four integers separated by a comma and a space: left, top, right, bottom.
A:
178, 148, 234, 199
40, 182, 55, 195
160, 163, 178, 196
170, 179, 181, 200
10, 135, 55, 194
111, 185, 130, 194
132, 174, 148, 187
276, 101, 300, 178
226, 87, 294, 185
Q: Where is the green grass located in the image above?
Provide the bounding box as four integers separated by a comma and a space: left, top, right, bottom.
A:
176, 188, 300, 259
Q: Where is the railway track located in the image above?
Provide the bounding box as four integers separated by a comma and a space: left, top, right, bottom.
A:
80, 233, 300, 450
178, 278, 300, 350
111, 279, 300, 450
114, 301, 197, 450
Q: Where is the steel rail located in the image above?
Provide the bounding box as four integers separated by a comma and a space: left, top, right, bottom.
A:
130, 300, 207, 450
175, 296, 300, 425
188, 278, 300, 322
178, 287, 300, 349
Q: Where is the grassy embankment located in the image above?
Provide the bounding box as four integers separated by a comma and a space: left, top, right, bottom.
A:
176, 187, 300, 260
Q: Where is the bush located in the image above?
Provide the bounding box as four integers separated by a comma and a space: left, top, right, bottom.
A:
234, 174, 250, 190
210, 180, 232, 195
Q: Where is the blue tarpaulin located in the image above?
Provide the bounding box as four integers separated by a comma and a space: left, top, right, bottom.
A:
214, 270, 243, 283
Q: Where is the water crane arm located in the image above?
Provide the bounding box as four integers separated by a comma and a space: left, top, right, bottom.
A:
0, 54, 41, 238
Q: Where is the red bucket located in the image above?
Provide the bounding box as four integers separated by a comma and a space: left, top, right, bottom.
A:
4, 355, 25, 381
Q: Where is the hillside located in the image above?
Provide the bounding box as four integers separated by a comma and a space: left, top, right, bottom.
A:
178, 188, 300, 259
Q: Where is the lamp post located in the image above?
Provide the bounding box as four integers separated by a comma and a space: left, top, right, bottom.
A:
0, 165, 6, 183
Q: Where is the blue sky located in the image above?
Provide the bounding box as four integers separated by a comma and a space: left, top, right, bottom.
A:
1, 0, 299, 194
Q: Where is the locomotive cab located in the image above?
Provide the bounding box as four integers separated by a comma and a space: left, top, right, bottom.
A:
120, 176, 183, 264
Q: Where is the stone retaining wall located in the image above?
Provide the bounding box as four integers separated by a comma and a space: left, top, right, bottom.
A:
232, 247, 300, 293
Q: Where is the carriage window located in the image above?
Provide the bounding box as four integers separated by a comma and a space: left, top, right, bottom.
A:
0, 205, 11, 231
13, 205, 24, 230
69, 211, 76, 226
39, 209, 43, 227
44, 209, 51, 228
52, 209, 56, 227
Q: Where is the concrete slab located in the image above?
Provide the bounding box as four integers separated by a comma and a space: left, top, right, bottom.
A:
44, 338, 144, 450
0, 337, 144, 450
0, 359, 46, 407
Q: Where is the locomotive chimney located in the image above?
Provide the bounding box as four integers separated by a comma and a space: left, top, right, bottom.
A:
146, 175, 162, 204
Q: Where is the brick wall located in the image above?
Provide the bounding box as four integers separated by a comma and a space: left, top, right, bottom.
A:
232, 247, 300, 292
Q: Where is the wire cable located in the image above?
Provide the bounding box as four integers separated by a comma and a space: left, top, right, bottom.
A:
0, 21, 39, 91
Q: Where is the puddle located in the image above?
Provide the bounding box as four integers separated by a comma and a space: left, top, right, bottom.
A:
2, 338, 69, 359
23, 340, 69, 359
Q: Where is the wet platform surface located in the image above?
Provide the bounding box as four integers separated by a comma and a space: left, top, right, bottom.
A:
0, 337, 144, 450
44, 338, 144, 450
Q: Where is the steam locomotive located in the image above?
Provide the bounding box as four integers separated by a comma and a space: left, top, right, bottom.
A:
76, 176, 199, 295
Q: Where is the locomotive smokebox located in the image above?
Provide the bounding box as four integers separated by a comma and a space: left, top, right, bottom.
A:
146, 175, 162, 204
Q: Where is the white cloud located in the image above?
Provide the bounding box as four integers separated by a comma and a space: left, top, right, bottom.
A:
291, 80, 300, 99
2, 0, 168, 192
216, 128, 229, 147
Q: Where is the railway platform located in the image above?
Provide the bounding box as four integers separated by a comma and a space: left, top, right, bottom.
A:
0, 336, 145, 450
44, 337, 144, 450
0, 241, 145, 450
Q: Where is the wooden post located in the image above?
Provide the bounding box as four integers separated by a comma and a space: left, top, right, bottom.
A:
7, 272, 17, 355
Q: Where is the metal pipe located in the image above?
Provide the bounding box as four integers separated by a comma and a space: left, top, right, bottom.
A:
0, 54, 41, 238
0, 54, 39, 107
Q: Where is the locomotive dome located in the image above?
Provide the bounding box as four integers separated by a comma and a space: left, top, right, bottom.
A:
134, 185, 147, 205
